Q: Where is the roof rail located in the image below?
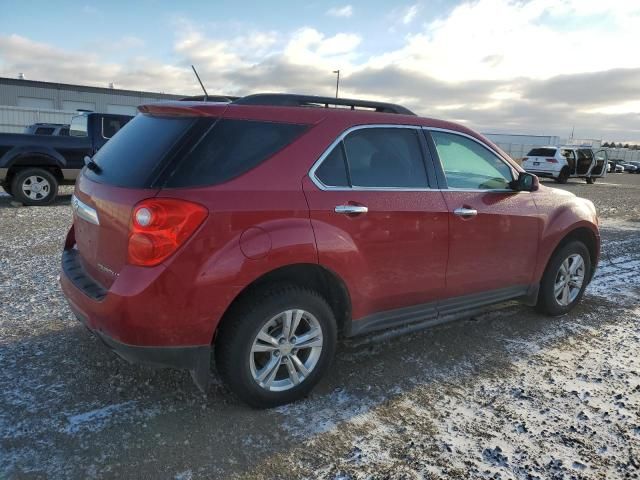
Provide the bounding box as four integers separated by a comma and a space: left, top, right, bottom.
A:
179, 95, 239, 103
232, 93, 416, 115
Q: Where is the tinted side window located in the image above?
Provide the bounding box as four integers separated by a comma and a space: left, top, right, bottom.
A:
166, 119, 307, 187
343, 128, 427, 188
431, 131, 513, 190
35, 127, 54, 135
315, 144, 349, 187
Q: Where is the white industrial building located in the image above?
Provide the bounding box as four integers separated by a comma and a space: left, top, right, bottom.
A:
0, 76, 183, 133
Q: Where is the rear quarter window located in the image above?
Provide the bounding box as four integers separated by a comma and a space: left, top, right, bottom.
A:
164, 119, 308, 188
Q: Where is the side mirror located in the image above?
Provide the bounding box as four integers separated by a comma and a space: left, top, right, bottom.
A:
510, 172, 539, 192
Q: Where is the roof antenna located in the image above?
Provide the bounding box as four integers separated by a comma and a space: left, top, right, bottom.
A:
191, 65, 208, 101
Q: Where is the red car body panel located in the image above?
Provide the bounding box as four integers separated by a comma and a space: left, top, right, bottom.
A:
440, 190, 540, 297
60, 100, 600, 370
302, 176, 449, 319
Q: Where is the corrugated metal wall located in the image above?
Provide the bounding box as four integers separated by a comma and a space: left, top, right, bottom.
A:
0, 106, 75, 133
0, 78, 183, 132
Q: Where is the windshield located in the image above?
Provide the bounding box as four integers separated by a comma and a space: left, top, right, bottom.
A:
70, 115, 88, 137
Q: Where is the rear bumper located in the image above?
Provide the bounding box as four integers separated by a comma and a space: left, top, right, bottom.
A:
525, 169, 557, 178
60, 247, 218, 389
60, 247, 220, 346
71, 303, 210, 369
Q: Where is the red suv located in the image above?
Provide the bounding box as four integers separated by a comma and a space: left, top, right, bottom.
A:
60, 94, 600, 407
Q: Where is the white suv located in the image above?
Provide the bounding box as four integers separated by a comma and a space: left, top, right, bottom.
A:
522, 146, 608, 184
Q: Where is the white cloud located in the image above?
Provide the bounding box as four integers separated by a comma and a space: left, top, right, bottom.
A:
326, 5, 353, 18
402, 4, 420, 24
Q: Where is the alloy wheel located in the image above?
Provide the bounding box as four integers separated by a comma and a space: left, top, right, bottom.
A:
554, 253, 585, 306
249, 309, 323, 392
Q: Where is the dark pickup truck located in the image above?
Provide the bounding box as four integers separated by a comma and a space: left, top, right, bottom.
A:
0, 112, 132, 205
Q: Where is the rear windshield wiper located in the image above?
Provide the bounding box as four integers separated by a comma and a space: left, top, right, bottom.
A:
84, 155, 102, 174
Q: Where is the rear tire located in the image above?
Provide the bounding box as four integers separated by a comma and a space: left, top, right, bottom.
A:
555, 167, 570, 184
10, 168, 58, 206
536, 241, 591, 316
215, 285, 337, 408
586, 176, 596, 184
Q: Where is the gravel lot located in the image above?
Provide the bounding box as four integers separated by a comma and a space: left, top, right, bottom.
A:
1, 174, 639, 479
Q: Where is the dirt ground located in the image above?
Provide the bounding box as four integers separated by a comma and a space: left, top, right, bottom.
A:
0, 173, 639, 479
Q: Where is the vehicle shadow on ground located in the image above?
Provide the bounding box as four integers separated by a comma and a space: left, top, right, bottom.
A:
0, 193, 72, 208
0, 292, 625, 478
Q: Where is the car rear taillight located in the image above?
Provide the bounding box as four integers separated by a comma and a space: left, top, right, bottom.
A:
522, 157, 528, 162
545, 158, 558, 163
128, 198, 208, 267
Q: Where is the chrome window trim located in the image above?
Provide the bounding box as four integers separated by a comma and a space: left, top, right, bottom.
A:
425, 127, 520, 191
308, 124, 434, 192
71, 194, 100, 225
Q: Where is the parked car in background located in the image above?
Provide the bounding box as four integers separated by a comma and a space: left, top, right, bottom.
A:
522, 146, 607, 184
0, 112, 132, 205
60, 93, 601, 408
620, 163, 638, 173
607, 162, 625, 173
24, 123, 70, 136
627, 161, 640, 173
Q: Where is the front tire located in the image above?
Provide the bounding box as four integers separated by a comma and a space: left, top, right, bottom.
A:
10, 168, 58, 206
536, 241, 591, 316
586, 177, 596, 184
215, 285, 337, 408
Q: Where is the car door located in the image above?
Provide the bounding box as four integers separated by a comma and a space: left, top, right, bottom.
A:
303, 125, 449, 324
591, 149, 608, 177
425, 129, 539, 299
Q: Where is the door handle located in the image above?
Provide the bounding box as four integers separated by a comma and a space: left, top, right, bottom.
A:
335, 204, 368, 215
453, 207, 478, 217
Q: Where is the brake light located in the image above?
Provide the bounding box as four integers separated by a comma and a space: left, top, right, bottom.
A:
545, 158, 558, 163
128, 198, 208, 267
522, 157, 528, 161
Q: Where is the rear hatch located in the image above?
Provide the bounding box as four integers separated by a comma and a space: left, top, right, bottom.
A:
522, 147, 558, 170
72, 111, 203, 288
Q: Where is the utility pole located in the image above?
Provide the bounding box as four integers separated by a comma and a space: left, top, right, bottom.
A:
333, 70, 340, 98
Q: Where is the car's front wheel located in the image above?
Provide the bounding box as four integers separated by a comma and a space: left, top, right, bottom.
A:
586, 176, 596, 184
536, 241, 591, 316
215, 285, 337, 408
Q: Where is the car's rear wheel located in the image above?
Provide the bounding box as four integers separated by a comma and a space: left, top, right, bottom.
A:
10, 168, 58, 206
555, 167, 570, 184
215, 285, 337, 408
536, 241, 591, 316
586, 176, 596, 184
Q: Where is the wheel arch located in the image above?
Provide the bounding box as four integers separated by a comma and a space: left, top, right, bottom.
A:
213, 263, 352, 344
6, 154, 65, 185
546, 226, 599, 283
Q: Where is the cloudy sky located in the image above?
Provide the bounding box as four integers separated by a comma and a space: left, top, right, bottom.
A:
1, 0, 639, 142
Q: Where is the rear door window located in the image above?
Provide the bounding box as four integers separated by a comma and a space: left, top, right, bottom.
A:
342, 128, 427, 188
85, 114, 194, 187
315, 144, 350, 187
165, 119, 307, 187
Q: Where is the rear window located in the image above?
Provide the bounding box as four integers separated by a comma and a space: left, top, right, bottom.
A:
164, 119, 307, 188
527, 148, 557, 157
85, 114, 194, 187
